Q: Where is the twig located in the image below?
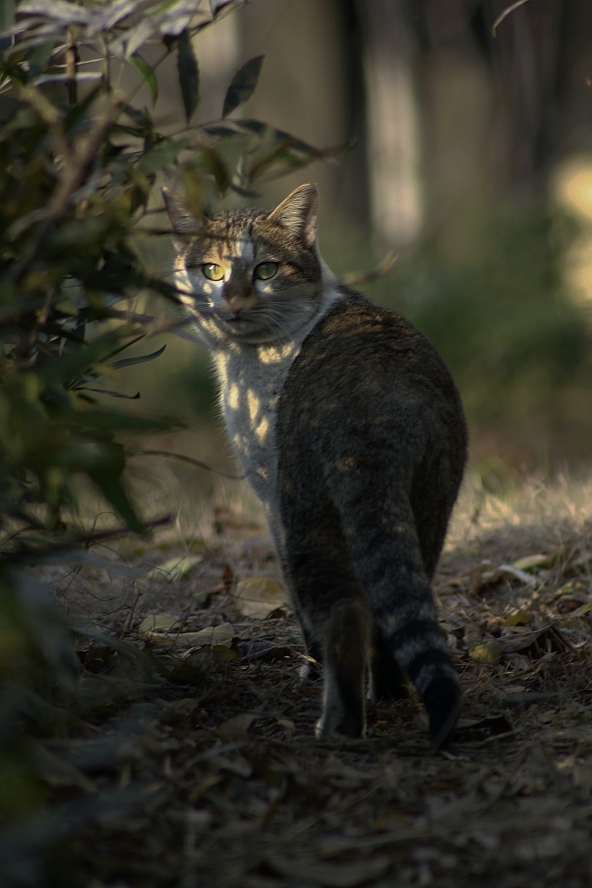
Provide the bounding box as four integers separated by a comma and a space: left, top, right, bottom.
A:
133, 450, 246, 481
492, 0, 532, 36
341, 251, 398, 287
9, 92, 121, 284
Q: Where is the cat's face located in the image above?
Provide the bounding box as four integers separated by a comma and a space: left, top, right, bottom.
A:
163, 184, 323, 346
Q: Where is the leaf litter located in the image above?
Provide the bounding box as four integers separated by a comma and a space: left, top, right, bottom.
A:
10, 473, 592, 886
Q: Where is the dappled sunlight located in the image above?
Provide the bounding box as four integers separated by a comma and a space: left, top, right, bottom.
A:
553, 155, 592, 307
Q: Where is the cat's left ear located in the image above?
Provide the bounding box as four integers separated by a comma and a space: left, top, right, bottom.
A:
162, 187, 200, 235
268, 184, 319, 249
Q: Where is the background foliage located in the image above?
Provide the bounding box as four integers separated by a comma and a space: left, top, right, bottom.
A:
0, 0, 331, 864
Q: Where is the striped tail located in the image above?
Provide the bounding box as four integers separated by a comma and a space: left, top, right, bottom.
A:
331, 470, 462, 747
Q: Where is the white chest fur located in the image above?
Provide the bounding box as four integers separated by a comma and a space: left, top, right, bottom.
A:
212, 281, 342, 522
215, 339, 299, 514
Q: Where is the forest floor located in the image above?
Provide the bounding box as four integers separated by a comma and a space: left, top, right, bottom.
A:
6, 469, 592, 888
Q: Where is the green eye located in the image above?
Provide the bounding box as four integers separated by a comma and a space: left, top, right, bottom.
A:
254, 262, 278, 281
202, 263, 224, 281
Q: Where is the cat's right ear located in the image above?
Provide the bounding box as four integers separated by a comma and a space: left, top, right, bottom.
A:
162, 187, 200, 235
268, 183, 319, 249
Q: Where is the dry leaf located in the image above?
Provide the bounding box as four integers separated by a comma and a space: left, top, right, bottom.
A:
481, 564, 537, 588
269, 855, 391, 887
138, 613, 180, 635
218, 713, 256, 742
469, 640, 502, 665
214, 755, 253, 778
233, 576, 289, 618
144, 554, 203, 581
178, 623, 235, 646
502, 610, 532, 627
498, 625, 570, 655
512, 554, 552, 572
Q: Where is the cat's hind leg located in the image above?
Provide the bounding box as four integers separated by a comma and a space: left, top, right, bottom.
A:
315, 598, 372, 739
370, 627, 409, 702
279, 497, 371, 738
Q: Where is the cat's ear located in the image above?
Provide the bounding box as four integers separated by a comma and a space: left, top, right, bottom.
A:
268, 184, 319, 249
162, 187, 200, 235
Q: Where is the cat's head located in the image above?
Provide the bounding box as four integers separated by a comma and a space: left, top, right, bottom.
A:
163, 184, 324, 346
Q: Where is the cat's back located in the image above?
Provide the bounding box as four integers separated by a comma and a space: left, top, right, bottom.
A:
277, 289, 466, 458
276, 290, 467, 577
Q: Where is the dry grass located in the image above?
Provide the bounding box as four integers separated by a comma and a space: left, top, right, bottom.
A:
18, 470, 592, 887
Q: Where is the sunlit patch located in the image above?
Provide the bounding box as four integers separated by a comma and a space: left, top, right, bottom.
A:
228, 237, 255, 263
215, 353, 228, 387
258, 346, 280, 364
255, 416, 269, 441
553, 155, 592, 306
247, 390, 260, 422
228, 384, 239, 410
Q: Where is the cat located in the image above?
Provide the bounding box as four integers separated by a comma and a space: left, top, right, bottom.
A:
163, 183, 468, 748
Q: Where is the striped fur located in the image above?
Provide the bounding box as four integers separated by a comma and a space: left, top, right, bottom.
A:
164, 184, 468, 747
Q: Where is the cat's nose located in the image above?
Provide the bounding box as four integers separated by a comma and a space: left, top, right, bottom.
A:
222, 279, 256, 312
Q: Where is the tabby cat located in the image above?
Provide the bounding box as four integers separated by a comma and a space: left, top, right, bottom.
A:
163, 183, 467, 748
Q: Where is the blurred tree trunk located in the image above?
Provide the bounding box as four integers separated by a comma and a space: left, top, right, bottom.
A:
360, 0, 423, 246
414, 0, 592, 194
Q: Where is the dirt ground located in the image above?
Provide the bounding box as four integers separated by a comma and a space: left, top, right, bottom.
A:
8, 471, 592, 888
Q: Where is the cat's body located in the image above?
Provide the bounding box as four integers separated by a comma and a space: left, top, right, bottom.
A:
164, 184, 467, 747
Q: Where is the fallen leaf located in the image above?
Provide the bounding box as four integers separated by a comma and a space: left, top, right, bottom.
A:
512, 554, 552, 572
138, 613, 180, 635
233, 576, 289, 618
498, 625, 570, 655
176, 623, 235, 646
502, 610, 532, 627
269, 855, 391, 887
218, 713, 256, 742
481, 564, 537, 588
167, 652, 211, 686
144, 554, 203, 581
214, 755, 253, 778
469, 640, 502, 665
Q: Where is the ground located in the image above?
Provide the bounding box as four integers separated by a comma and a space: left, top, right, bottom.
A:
6, 471, 592, 888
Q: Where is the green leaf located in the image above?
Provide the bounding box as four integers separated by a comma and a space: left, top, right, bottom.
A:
89, 467, 144, 534
222, 55, 263, 118
129, 53, 158, 105
137, 138, 189, 176
37, 332, 121, 386
177, 30, 199, 124
110, 344, 166, 370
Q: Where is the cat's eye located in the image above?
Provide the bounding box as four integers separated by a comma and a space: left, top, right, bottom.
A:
202, 263, 224, 281
254, 262, 278, 281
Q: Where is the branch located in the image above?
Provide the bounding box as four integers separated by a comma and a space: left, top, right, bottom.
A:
133, 449, 246, 481
492, 0, 532, 36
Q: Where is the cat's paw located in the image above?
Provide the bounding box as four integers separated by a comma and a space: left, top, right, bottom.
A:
298, 658, 322, 682
423, 676, 463, 750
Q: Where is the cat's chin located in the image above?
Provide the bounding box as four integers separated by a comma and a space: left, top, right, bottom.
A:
215, 314, 307, 345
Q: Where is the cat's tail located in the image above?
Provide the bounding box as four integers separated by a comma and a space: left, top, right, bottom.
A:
333, 477, 462, 747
